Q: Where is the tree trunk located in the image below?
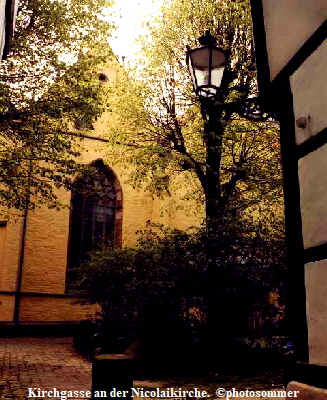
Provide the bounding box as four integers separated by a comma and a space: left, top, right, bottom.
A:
202, 99, 225, 232
200, 100, 228, 358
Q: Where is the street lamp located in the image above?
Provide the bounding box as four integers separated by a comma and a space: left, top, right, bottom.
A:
186, 30, 229, 100
186, 30, 276, 121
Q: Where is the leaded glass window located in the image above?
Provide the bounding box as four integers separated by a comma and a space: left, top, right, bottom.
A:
67, 161, 118, 287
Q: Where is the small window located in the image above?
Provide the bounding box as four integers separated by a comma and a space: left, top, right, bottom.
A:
98, 73, 108, 83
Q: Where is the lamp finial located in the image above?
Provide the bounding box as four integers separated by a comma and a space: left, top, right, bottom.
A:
198, 30, 217, 46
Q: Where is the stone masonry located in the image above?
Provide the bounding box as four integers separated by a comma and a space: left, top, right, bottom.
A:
0, 336, 91, 399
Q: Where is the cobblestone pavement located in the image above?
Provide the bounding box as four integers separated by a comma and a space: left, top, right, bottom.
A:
0, 336, 91, 399
0, 337, 285, 400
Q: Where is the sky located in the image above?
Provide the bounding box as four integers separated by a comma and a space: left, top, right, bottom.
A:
108, 0, 163, 62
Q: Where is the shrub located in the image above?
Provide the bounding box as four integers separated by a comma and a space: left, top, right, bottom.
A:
77, 221, 286, 369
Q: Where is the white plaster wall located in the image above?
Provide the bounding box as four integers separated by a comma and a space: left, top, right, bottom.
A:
291, 39, 327, 145
298, 143, 327, 249
293, 39, 327, 249
262, 0, 327, 80
305, 259, 327, 366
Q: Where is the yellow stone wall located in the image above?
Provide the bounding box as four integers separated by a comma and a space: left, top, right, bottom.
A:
0, 63, 203, 324
19, 296, 101, 323
0, 294, 15, 322
0, 217, 23, 293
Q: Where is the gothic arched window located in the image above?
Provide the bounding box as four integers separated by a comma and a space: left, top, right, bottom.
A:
66, 160, 122, 288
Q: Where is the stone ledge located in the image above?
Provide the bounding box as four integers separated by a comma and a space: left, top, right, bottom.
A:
287, 381, 327, 400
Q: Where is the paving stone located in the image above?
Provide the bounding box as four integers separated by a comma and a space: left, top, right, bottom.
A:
0, 337, 91, 399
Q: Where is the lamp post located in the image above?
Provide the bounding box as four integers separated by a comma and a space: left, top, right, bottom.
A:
186, 32, 232, 358
186, 31, 276, 358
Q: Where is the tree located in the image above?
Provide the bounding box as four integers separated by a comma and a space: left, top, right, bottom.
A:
0, 0, 114, 213
105, 0, 283, 230
102, 0, 285, 357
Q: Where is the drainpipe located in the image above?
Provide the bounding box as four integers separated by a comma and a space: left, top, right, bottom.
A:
13, 203, 29, 326
14, 156, 32, 326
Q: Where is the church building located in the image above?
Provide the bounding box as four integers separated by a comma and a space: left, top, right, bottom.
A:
0, 63, 202, 328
